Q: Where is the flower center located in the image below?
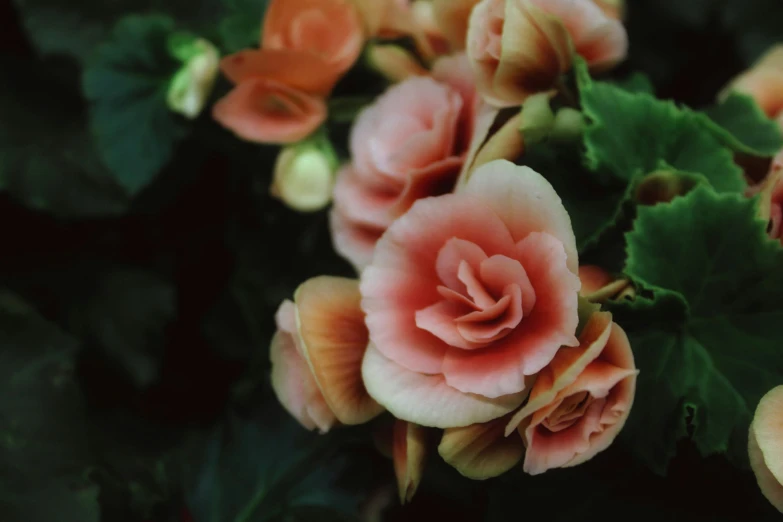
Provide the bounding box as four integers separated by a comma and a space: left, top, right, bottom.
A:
415, 238, 536, 350
542, 391, 593, 433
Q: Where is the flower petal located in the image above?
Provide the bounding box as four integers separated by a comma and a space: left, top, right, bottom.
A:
220, 49, 338, 95
362, 193, 516, 374
439, 415, 525, 479
462, 160, 578, 273
212, 78, 326, 144
504, 311, 612, 435
270, 329, 336, 433
362, 344, 527, 428
295, 276, 384, 425
393, 420, 429, 504
751, 385, 783, 487
442, 232, 580, 398
750, 419, 783, 513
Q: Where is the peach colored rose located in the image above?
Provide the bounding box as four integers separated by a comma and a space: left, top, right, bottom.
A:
724, 46, 783, 131
504, 311, 637, 474
262, 0, 364, 92
330, 54, 478, 270
271, 276, 383, 432
466, 0, 628, 107
749, 385, 783, 513
360, 160, 581, 429
213, 79, 327, 144
213, 0, 363, 143
754, 150, 783, 244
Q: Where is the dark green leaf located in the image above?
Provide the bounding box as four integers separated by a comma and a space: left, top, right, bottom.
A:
701, 92, 783, 157
12, 0, 223, 64
614, 186, 783, 470
575, 59, 745, 193
613, 73, 655, 94
0, 58, 128, 217
521, 141, 628, 252
0, 291, 100, 522
83, 14, 189, 196
220, 0, 269, 53
185, 404, 368, 522
67, 268, 176, 389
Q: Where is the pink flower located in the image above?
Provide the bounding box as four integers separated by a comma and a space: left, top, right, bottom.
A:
749, 385, 783, 513
724, 45, 783, 131
466, 0, 628, 107
330, 54, 478, 270
271, 276, 383, 432
360, 159, 581, 428
504, 311, 637, 475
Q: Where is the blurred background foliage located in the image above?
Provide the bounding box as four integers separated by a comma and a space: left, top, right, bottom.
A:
0, 0, 782, 520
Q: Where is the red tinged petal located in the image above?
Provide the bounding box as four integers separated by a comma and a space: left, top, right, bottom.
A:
441, 233, 580, 398
213, 78, 326, 144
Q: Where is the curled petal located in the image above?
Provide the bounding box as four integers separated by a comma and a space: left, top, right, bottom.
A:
362, 344, 527, 428
295, 277, 384, 425
505, 311, 613, 435
441, 232, 580, 398
213, 78, 326, 144
263, 0, 364, 81
362, 194, 516, 374
393, 420, 429, 504
439, 415, 525, 479
220, 49, 338, 96
270, 302, 336, 433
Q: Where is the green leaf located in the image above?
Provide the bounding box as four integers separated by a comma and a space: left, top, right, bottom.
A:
614, 186, 783, 471
0, 291, 100, 522
0, 58, 128, 217
185, 405, 368, 522
83, 14, 190, 196
613, 72, 655, 94
575, 59, 745, 193
522, 141, 628, 252
701, 92, 783, 157
12, 0, 224, 64
220, 0, 269, 53
67, 268, 176, 389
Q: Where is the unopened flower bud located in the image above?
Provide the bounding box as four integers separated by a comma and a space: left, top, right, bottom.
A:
166, 36, 220, 119
271, 141, 338, 212
635, 170, 701, 206
519, 93, 555, 144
